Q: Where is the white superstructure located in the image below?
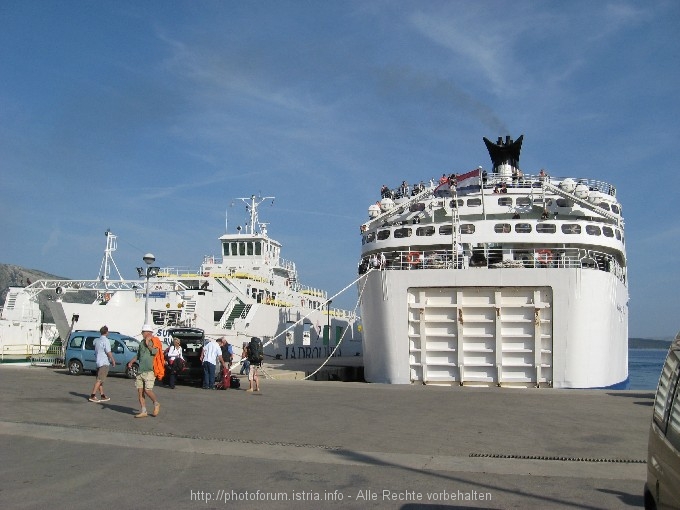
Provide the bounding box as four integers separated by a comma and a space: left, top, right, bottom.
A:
358, 135, 628, 388
29, 196, 362, 359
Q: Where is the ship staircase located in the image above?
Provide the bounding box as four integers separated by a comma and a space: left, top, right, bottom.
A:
219, 299, 253, 330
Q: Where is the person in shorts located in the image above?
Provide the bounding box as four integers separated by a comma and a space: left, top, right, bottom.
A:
89, 326, 116, 402
247, 362, 260, 392
127, 325, 160, 418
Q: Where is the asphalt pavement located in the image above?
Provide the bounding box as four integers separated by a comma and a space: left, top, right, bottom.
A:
0, 362, 653, 509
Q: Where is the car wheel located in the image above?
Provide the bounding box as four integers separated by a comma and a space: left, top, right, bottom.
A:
126, 363, 139, 379
68, 359, 83, 376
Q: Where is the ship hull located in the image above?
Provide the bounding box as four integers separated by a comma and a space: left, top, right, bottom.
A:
359, 266, 628, 388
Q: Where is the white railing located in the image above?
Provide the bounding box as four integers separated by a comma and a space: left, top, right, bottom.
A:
359, 247, 626, 284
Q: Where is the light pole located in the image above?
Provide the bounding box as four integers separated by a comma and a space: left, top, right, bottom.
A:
137, 253, 160, 325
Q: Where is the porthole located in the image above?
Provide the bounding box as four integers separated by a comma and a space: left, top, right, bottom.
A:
394, 228, 412, 239
416, 226, 435, 237
536, 223, 557, 233
585, 225, 601, 236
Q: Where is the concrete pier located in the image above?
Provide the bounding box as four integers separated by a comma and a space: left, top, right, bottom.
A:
0, 363, 651, 509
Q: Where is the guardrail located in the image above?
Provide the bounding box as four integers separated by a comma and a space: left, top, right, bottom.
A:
360, 247, 626, 284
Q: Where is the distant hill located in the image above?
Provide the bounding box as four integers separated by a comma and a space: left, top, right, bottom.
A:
0, 263, 95, 323
629, 337, 673, 350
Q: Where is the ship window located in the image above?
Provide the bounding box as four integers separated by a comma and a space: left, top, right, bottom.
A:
230, 242, 237, 256
556, 198, 571, 208
497, 197, 513, 206
515, 223, 532, 233
255, 241, 261, 255
494, 223, 511, 233
439, 225, 453, 235
598, 202, 611, 211
365, 232, 376, 243
602, 226, 614, 237
467, 198, 482, 207
457, 199, 464, 207
460, 224, 475, 234
562, 224, 581, 234
410, 203, 426, 212
247, 242, 254, 255
394, 227, 412, 238
222, 243, 229, 256
416, 226, 435, 236
239, 242, 246, 255
377, 230, 390, 240
586, 225, 601, 236
611, 204, 620, 214
536, 223, 557, 233
516, 197, 531, 206
615, 229, 621, 240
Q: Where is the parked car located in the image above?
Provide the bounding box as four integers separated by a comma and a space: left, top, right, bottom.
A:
644, 334, 680, 510
65, 330, 140, 379
163, 327, 205, 384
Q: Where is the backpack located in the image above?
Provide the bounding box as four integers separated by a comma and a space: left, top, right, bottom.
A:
247, 337, 264, 365
151, 336, 165, 380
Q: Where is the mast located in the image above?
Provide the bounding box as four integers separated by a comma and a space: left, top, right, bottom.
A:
236, 195, 274, 236
97, 229, 124, 282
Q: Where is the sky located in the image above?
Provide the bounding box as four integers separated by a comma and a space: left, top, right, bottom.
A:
1, 0, 678, 339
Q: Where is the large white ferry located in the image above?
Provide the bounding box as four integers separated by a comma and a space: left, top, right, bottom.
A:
358, 135, 628, 388
26, 195, 362, 359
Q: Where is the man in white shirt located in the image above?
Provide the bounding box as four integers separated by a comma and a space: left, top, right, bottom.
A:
89, 326, 115, 402
199, 337, 224, 389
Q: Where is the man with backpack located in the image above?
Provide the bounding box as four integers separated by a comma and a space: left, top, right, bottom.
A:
246, 336, 263, 392
126, 325, 161, 418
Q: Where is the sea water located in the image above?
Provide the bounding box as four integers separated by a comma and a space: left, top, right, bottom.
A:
628, 348, 668, 390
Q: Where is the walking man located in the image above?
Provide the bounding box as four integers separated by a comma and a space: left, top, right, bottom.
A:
200, 337, 224, 389
89, 326, 115, 402
127, 325, 161, 418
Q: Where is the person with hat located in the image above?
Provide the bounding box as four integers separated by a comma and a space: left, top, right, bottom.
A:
127, 324, 161, 418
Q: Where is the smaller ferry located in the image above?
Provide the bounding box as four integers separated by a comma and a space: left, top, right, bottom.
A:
23, 195, 362, 360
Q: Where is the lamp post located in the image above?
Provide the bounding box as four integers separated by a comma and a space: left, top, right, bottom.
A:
137, 253, 160, 325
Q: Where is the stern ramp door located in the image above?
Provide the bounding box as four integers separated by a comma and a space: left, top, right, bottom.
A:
408, 287, 553, 387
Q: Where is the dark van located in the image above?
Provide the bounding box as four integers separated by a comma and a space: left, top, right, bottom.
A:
644, 335, 680, 510
164, 327, 205, 384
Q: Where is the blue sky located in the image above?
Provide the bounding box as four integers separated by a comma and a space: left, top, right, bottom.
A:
1, 1, 678, 339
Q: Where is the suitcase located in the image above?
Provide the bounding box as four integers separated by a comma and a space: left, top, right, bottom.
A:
215, 367, 231, 390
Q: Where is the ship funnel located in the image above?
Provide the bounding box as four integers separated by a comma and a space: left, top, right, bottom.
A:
483, 134, 524, 173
